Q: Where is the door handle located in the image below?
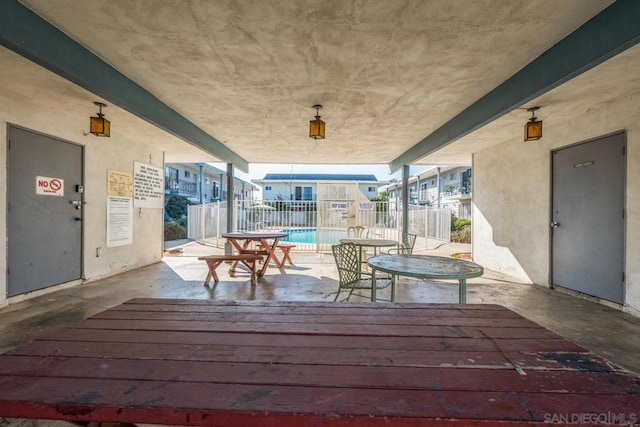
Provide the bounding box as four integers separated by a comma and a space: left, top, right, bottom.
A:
550, 221, 560, 229
70, 200, 85, 210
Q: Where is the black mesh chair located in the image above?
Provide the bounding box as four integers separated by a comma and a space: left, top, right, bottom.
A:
332, 242, 393, 301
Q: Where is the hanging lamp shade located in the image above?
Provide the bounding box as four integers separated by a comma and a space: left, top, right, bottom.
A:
524, 107, 542, 141
90, 102, 110, 137
309, 104, 325, 139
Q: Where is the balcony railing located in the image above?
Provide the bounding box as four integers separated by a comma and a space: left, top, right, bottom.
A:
165, 179, 197, 196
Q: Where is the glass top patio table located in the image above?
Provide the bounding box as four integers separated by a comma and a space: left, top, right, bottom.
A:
367, 254, 484, 303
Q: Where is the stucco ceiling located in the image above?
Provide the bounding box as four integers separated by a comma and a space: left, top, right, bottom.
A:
4, 0, 634, 167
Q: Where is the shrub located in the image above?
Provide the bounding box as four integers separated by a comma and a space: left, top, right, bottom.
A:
451, 226, 471, 243
450, 213, 471, 243
453, 218, 471, 231
164, 222, 186, 241
165, 196, 190, 221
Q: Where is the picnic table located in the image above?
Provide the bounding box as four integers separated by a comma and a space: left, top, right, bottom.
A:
0, 299, 638, 425
221, 231, 288, 276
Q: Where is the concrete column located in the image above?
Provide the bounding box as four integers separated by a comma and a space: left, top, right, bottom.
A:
436, 167, 441, 208
198, 164, 204, 205
225, 163, 234, 255
402, 165, 409, 236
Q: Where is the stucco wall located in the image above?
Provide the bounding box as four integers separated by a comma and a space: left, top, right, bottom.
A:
0, 105, 164, 305
473, 91, 640, 315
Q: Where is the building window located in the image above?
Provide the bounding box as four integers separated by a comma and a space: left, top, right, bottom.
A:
368, 186, 375, 192
431, 179, 435, 185
449, 173, 455, 181
205, 177, 210, 184
295, 186, 313, 200
184, 170, 191, 178
165, 166, 178, 181
265, 186, 272, 191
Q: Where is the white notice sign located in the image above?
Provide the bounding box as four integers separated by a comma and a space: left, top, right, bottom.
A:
133, 162, 164, 208
36, 176, 64, 197
107, 196, 133, 247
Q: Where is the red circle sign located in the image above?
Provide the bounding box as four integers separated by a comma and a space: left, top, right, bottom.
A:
50, 179, 62, 191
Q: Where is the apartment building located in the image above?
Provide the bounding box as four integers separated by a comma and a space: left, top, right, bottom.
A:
165, 163, 256, 203
385, 166, 472, 218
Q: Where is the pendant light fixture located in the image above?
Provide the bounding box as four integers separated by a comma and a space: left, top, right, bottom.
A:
309, 104, 325, 140
90, 102, 110, 137
524, 106, 542, 141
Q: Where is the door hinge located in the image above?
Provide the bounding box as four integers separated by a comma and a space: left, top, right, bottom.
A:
622, 272, 626, 283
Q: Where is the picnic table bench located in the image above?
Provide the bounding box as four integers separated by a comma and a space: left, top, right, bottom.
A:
198, 254, 264, 286
257, 242, 296, 266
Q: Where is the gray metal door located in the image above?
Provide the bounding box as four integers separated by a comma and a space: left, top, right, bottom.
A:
551, 132, 625, 304
7, 126, 83, 297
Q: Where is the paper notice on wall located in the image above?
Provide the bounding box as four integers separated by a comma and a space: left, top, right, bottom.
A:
107, 196, 133, 247
107, 169, 134, 197
133, 162, 164, 208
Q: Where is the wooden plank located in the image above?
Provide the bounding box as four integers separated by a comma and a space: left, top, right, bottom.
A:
39, 329, 587, 353
1, 355, 637, 394
108, 302, 524, 318
90, 310, 541, 328
5, 340, 600, 370
68, 318, 562, 340
122, 298, 512, 311
0, 376, 638, 425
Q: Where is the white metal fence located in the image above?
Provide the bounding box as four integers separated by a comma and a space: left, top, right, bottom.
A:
188, 200, 451, 251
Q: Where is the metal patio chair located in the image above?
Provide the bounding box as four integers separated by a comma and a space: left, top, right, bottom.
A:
347, 225, 368, 238
387, 233, 417, 255
331, 242, 393, 302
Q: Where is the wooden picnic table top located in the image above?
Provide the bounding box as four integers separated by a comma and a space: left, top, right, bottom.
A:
221, 231, 288, 240
0, 299, 638, 426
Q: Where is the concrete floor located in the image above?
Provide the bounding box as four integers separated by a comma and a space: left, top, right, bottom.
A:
2, 241, 640, 426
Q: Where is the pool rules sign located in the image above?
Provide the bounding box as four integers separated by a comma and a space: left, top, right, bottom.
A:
133, 162, 163, 208
36, 176, 64, 196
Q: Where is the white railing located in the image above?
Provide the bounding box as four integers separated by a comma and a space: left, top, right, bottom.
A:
187, 200, 451, 251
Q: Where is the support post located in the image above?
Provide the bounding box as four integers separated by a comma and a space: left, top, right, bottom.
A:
402, 165, 409, 237
225, 163, 234, 255
436, 167, 441, 208
199, 164, 205, 240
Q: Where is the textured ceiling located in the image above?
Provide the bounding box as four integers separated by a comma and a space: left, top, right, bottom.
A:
5, 0, 625, 166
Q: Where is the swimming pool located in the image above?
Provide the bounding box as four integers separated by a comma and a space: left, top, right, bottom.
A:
280, 228, 347, 245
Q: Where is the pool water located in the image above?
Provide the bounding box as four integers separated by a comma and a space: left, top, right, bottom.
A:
280, 228, 347, 245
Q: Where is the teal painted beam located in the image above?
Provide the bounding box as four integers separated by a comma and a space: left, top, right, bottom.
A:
390, 0, 640, 172
0, 0, 248, 172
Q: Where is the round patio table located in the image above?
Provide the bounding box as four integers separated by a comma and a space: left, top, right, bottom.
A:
339, 238, 399, 254
367, 254, 484, 303
339, 238, 399, 277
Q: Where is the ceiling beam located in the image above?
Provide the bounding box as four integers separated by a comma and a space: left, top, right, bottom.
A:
390, 0, 640, 172
0, 0, 249, 171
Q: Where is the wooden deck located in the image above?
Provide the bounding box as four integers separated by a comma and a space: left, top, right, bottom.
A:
0, 299, 638, 425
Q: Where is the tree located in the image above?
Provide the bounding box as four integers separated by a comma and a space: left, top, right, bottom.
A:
165, 196, 190, 221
